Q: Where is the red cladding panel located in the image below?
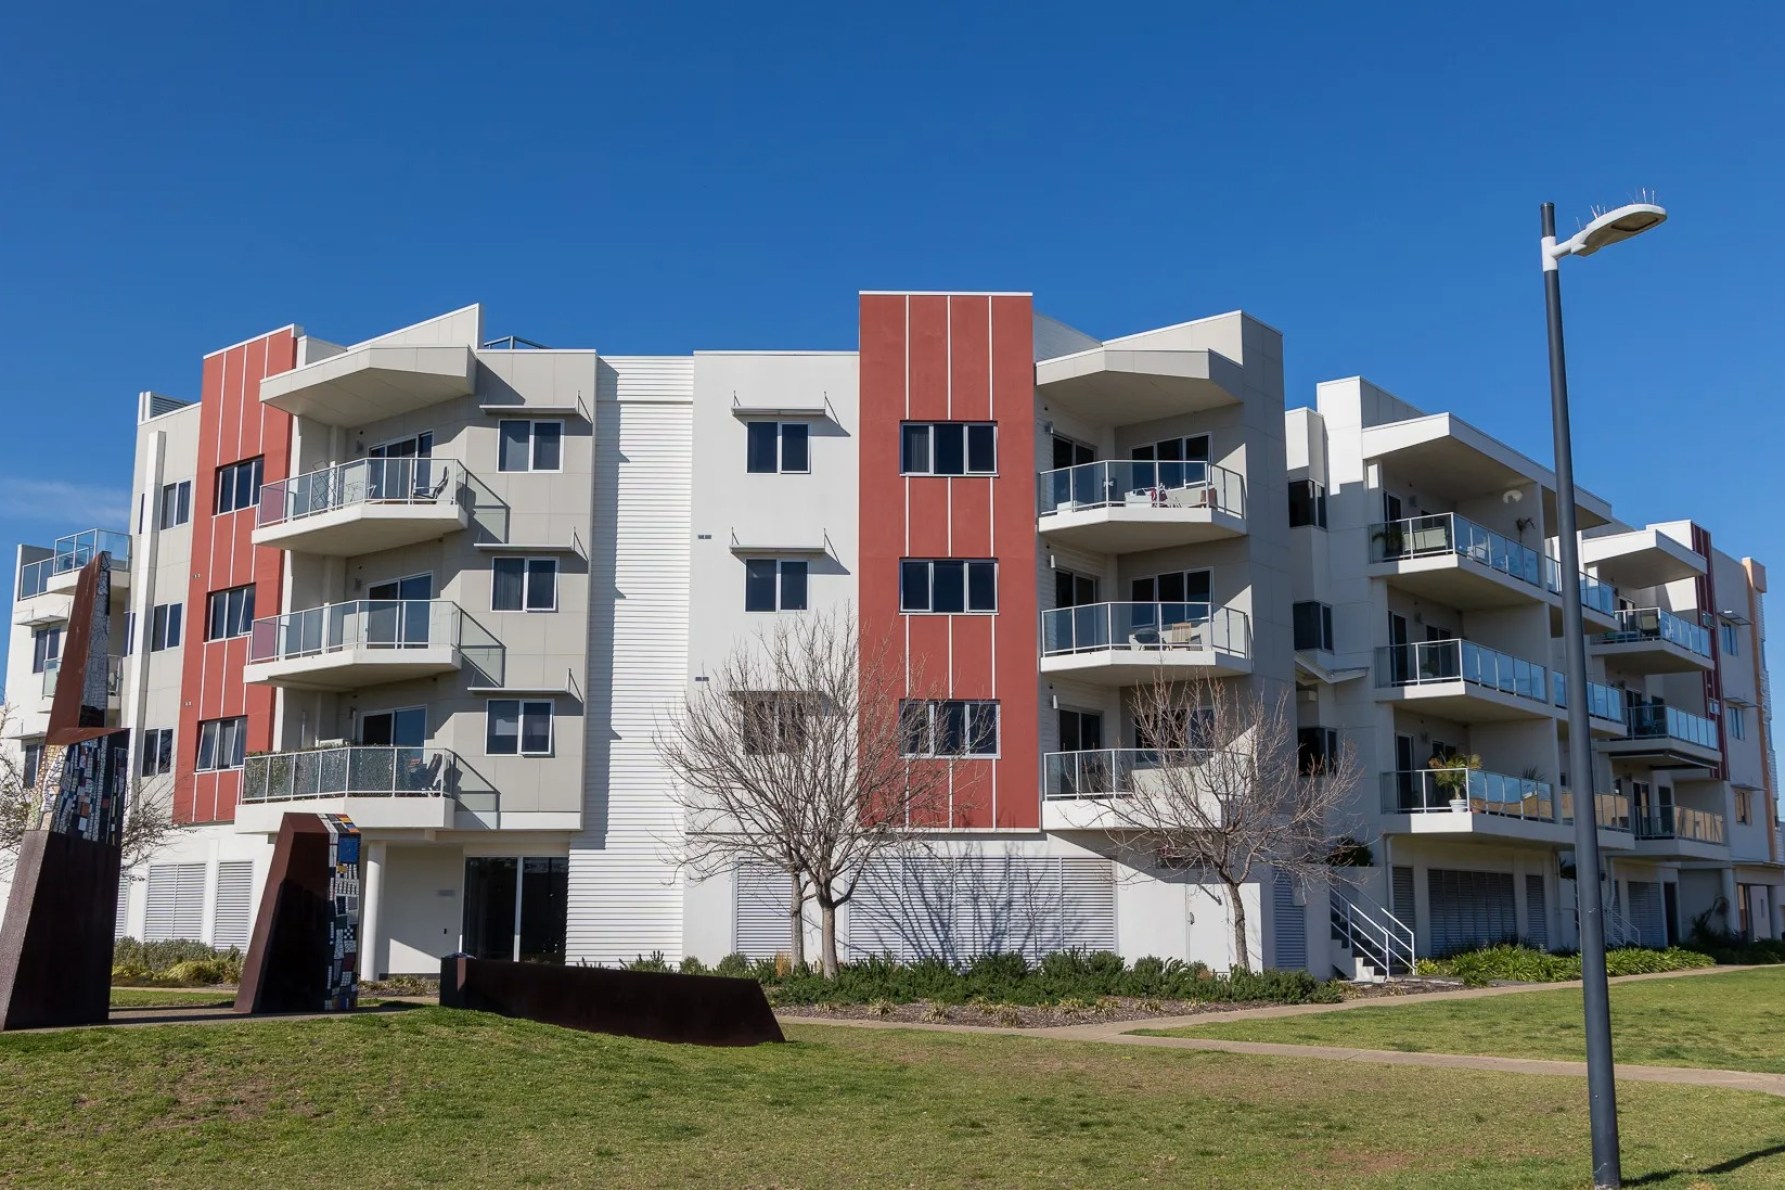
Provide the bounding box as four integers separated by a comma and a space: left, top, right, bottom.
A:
174, 329, 295, 825
859, 293, 1037, 830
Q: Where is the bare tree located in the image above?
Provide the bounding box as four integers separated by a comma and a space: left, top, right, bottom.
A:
656, 605, 962, 976
0, 706, 184, 879
1095, 674, 1362, 972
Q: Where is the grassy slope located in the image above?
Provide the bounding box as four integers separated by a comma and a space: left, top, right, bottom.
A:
1, 1008, 1782, 1188
110, 989, 239, 1010
1146, 968, 1785, 1073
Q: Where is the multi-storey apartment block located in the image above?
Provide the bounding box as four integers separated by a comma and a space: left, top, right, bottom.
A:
5, 296, 1779, 977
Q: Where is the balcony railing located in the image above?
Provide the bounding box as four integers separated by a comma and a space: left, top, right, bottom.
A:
1375, 639, 1550, 704
1600, 607, 1712, 657
257, 457, 462, 529
1560, 790, 1633, 833
1625, 702, 1719, 750
1634, 805, 1726, 845
1040, 602, 1249, 658
17, 529, 131, 598
1380, 768, 1555, 822
242, 745, 457, 802
247, 599, 460, 664
1542, 558, 1617, 616
1369, 513, 1543, 589
1551, 675, 1628, 725
1038, 460, 1245, 519
1043, 748, 1212, 799
41, 654, 124, 699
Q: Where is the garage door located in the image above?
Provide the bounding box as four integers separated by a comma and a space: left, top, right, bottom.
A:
1272, 875, 1307, 970
212, 862, 256, 951
1427, 868, 1517, 957
847, 857, 1115, 964
734, 864, 799, 960
1626, 881, 1666, 949
1525, 874, 1548, 950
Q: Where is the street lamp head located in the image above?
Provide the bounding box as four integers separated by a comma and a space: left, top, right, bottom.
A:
1561, 202, 1668, 258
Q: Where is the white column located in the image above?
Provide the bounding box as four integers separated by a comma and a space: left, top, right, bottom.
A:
362, 840, 387, 981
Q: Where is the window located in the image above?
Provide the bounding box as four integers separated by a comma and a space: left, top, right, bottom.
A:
159, 479, 192, 529
900, 559, 997, 613
140, 728, 174, 777
195, 717, 248, 772
1135, 707, 1214, 751
1130, 435, 1210, 465
30, 627, 62, 674
1293, 601, 1335, 652
124, 610, 136, 655
1288, 480, 1328, 529
498, 420, 563, 473
23, 743, 43, 787
900, 423, 997, 476
745, 422, 810, 474
1721, 623, 1740, 656
737, 692, 813, 754
487, 699, 554, 756
744, 558, 808, 612
1729, 706, 1747, 741
150, 603, 183, 651
900, 699, 999, 757
1298, 727, 1340, 776
492, 557, 558, 612
206, 584, 256, 640
1129, 569, 1211, 608
214, 457, 264, 515
1737, 789, 1752, 825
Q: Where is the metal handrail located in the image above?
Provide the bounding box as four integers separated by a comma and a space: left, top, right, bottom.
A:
1038, 459, 1246, 518
1042, 748, 1215, 799
1633, 805, 1726, 845
1551, 675, 1628, 725
1329, 886, 1416, 976
18, 530, 131, 598
242, 745, 456, 802
42, 654, 125, 698
1041, 602, 1250, 658
1380, 769, 1555, 822
257, 458, 462, 528
1625, 701, 1718, 749
1559, 790, 1634, 833
1369, 512, 1542, 588
1375, 638, 1550, 704
247, 599, 461, 664
1600, 607, 1712, 657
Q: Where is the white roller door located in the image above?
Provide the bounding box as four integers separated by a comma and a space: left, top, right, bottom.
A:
846, 856, 1116, 964
114, 877, 130, 941
1525, 874, 1549, 951
144, 863, 206, 942
212, 861, 255, 951
734, 864, 799, 959
1626, 881, 1666, 949
1272, 875, 1307, 970
1427, 868, 1517, 957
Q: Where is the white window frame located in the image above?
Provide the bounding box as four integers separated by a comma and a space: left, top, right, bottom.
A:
151, 603, 183, 651
140, 728, 175, 777
1729, 706, 1747, 741
214, 457, 264, 516
498, 420, 564, 474
899, 558, 997, 614
745, 421, 811, 475
206, 584, 256, 641
490, 556, 559, 613
359, 705, 429, 748
899, 699, 1000, 758
159, 479, 192, 529
486, 698, 555, 757
23, 742, 43, 787
195, 716, 247, 772
1720, 622, 1740, 656
900, 422, 998, 477
743, 557, 809, 613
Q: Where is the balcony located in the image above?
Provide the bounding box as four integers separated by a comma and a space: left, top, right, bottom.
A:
1374, 639, 1554, 722
253, 458, 469, 555
1541, 559, 1619, 631
1035, 346, 1244, 427
1599, 701, 1722, 770
259, 342, 476, 427
1380, 768, 1569, 843
1039, 602, 1251, 685
1551, 675, 1630, 737
1041, 748, 1215, 830
1036, 460, 1245, 552
243, 600, 462, 692
1632, 805, 1728, 859
236, 745, 461, 832
40, 655, 124, 712
1591, 607, 1714, 673
17, 529, 131, 599
1368, 514, 1548, 608
1559, 790, 1637, 848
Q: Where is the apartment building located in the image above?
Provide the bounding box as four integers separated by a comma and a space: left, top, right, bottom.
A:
4, 295, 1779, 978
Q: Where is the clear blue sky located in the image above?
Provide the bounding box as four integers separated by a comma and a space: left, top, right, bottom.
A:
1, 2, 1781, 696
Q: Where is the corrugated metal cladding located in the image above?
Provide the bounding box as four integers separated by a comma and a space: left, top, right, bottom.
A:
1525, 874, 1549, 950
1272, 875, 1306, 968
144, 862, 206, 941
1426, 868, 1517, 956
734, 864, 798, 959
1627, 880, 1667, 948
844, 856, 1115, 964
114, 878, 130, 940
567, 376, 692, 965
212, 861, 256, 951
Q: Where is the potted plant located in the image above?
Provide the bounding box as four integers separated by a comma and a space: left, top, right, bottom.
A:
1429, 752, 1482, 812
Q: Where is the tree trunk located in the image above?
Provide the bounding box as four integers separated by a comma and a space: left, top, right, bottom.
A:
819, 901, 840, 978
1224, 878, 1251, 973
786, 870, 806, 969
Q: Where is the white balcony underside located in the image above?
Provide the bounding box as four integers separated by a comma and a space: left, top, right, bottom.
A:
1035, 348, 1244, 424
258, 345, 476, 426
1382, 814, 1635, 852
1374, 682, 1556, 723
46, 568, 127, 594
1589, 638, 1714, 674
244, 645, 461, 692
1368, 555, 1547, 610
1039, 648, 1252, 686
1037, 506, 1246, 552
12, 594, 71, 627
1597, 736, 1723, 770
235, 796, 456, 834
1632, 835, 1728, 862
252, 502, 469, 556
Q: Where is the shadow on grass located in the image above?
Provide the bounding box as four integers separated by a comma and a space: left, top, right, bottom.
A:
97, 1001, 421, 1029
1628, 1140, 1785, 1185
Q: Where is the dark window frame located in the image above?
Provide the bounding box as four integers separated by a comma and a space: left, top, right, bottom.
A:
899, 422, 998, 477
899, 558, 997, 614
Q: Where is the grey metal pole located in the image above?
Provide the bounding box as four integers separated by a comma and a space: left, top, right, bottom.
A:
1542, 200, 1622, 1189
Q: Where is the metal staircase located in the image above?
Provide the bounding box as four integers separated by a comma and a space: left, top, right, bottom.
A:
1329, 886, 1416, 982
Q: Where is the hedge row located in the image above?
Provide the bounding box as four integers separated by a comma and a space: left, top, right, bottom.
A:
112, 938, 243, 987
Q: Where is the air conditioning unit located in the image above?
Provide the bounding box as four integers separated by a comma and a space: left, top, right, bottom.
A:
317, 738, 349, 749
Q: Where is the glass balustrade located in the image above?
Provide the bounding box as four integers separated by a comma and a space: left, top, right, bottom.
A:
1368, 513, 1543, 588
1625, 702, 1719, 750
1043, 749, 1214, 799
1375, 639, 1550, 704
1040, 603, 1249, 658
1600, 607, 1712, 657
1038, 460, 1245, 519
243, 745, 457, 801
258, 458, 461, 528
248, 600, 460, 663
1379, 768, 1555, 821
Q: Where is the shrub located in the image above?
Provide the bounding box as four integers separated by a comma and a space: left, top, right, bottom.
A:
114, 938, 217, 974
679, 955, 709, 976
623, 951, 674, 973
1417, 943, 1720, 987
162, 958, 234, 986
714, 952, 752, 978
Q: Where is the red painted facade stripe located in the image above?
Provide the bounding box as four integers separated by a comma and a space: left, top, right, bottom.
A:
859, 293, 1038, 830
174, 330, 295, 825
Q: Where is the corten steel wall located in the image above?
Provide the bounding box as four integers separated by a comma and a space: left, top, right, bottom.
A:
176, 330, 296, 824
1692, 523, 1730, 782
858, 294, 1038, 829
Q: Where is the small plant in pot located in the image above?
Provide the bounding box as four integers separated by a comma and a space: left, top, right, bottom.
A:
1429, 752, 1482, 812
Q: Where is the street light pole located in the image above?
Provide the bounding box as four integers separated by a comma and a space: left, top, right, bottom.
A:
1541, 197, 1666, 1189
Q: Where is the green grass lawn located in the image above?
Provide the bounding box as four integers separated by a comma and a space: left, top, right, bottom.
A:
1142, 968, 1785, 1073
1, 1008, 1782, 1187
110, 988, 238, 1010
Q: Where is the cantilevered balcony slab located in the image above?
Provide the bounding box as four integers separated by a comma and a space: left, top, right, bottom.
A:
1590, 608, 1715, 674
1597, 703, 1722, 772
1580, 527, 1705, 589
235, 746, 463, 834
1039, 603, 1251, 687
1374, 640, 1557, 724
253, 459, 469, 556
1035, 347, 1244, 426
1037, 461, 1246, 552
243, 600, 462, 692
259, 344, 476, 426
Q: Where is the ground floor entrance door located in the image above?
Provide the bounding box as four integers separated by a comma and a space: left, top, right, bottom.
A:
462, 856, 570, 963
